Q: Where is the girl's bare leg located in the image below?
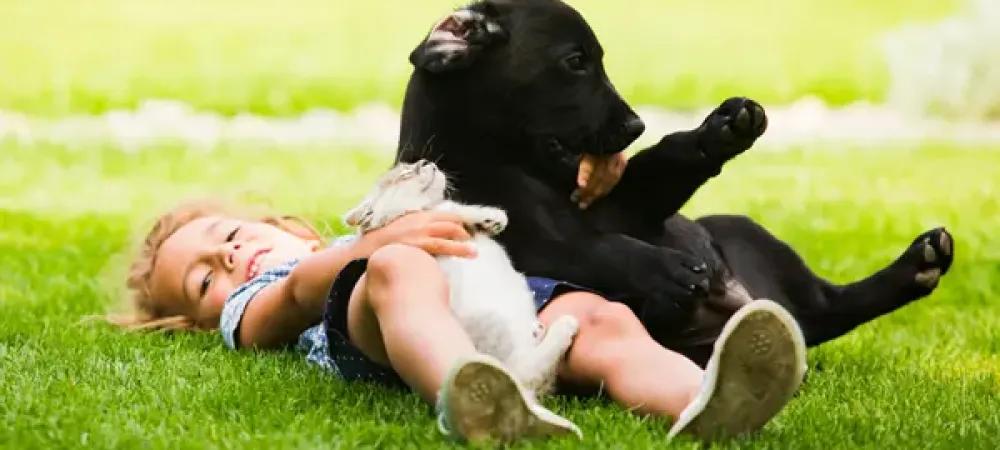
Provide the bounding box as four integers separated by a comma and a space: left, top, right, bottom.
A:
539, 293, 704, 418
345, 244, 475, 403
344, 244, 581, 442
539, 292, 807, 441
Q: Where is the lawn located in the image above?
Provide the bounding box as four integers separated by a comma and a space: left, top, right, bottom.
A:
1, 141, 998, 449
0, 0, 959, 116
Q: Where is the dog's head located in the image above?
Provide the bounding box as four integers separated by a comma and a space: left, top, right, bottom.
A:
343, 159, 450, 233
407, 0, 645, 158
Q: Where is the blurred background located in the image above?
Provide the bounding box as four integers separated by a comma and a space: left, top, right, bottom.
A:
0, 0, 997, 172
1, 0, 997, 140
2, 0, 998, 216
0, 0, 990, 114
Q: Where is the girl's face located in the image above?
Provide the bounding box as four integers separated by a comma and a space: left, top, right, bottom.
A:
147, 216, 320, 329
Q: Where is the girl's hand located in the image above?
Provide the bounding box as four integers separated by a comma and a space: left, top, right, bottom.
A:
571, 152, 628, 210
365, 210, 476, 258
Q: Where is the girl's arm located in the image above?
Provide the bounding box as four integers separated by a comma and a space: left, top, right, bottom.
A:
234, 211, 476, 350
236, 236, 379, 350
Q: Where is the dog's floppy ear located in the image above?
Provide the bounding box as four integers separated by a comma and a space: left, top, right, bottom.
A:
409, 5, 509, 74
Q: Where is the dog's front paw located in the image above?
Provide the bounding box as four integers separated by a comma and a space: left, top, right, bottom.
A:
696, 97, 767, 163
665, 252, 712, 299
637, 252, 712, 328
475, 207, 508, 235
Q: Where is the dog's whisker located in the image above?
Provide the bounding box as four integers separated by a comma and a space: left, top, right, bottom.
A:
417, 134, 438, 162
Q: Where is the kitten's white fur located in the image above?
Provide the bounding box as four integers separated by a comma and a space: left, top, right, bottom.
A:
343, 159, 579, 397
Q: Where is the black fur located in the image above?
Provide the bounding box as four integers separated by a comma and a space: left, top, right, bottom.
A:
395, 0, 955, 367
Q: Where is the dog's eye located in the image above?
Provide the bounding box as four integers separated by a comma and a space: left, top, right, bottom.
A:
562, 53, 587, 74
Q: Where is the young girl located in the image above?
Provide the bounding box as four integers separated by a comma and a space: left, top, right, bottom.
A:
106, 194, 807, 444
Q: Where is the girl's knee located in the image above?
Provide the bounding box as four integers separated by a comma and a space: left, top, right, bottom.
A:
367, 244, 440, 283
543, 292, 647, 343
548, 297, 653, 385
364, 244, 447, 310
578, 301, 647, 343
548, 294, 704, 398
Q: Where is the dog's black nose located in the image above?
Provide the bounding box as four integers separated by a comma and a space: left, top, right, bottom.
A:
623, 116, 645, 139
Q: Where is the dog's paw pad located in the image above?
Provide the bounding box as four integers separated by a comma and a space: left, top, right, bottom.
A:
922, 241, 937, 263
914, 268, 942, 289
736, 101, 767, 138
937, 229, 953, 258
714, 97, 767, 140
698, 97, 767, 162
909, 227, 954, 289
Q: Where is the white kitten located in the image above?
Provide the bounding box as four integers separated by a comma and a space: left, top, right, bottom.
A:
343, 159, 579, 397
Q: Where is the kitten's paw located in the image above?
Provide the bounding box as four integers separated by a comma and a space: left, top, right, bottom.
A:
475, 207, 509, 235
547, 315, 580, 340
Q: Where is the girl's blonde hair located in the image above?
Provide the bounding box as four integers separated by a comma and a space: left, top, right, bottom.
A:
100, 198, 325, 332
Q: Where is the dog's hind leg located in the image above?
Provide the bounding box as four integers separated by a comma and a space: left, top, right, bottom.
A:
507, 315, 580, 396
696, 214, 954, 348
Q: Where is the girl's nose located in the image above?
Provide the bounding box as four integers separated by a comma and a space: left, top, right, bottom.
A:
217, 242, 240, 271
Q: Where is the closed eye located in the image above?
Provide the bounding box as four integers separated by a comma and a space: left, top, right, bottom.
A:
200, 271, 213, 297
199, 226, 238, 298
226, 226, 240, 242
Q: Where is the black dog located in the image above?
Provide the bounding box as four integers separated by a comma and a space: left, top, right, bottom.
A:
395, 0, 955, 367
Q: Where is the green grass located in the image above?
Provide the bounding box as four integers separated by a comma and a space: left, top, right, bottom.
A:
1, 141, 998, 449
0, 0, 958, 116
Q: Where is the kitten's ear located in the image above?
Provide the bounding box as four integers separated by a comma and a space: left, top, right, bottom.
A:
342, 203, 372, 228
409, 4, 508, 74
